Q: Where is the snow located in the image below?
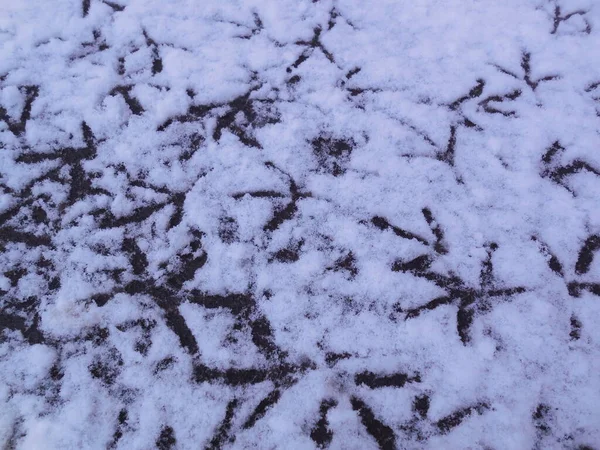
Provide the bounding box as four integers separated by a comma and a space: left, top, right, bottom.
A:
1, 0, 600, 448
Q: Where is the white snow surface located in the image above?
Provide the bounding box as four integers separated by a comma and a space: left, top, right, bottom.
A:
1, 0, 600, 449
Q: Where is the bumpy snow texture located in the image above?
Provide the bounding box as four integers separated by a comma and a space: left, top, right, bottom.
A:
1, 0, 600, 449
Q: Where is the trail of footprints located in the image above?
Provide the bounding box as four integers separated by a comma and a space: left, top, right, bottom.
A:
0, 0, 599, 448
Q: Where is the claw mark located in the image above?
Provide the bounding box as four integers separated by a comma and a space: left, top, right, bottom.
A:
326, 251, 358, 278
160, 300, 200, 354
232, 162, 311, 233
551, 6, 591, 35
143, 30, 163, 75
355, 370, 421, 388
328, 8, 339, 30
324, 352, 352, 367
109, 409, 128, 448
585, 81, 600, 117
287, 74, 301, 85
413, 394, 430, 419
575, 235, 600, 275
531, 236, 563, 277
189, 291, 285, 359
157, 103, 215, 132
122, 238, 148, 275
568, 281, 600, 298
232, 12, 264, 39
440, 125, 458, 167
400, 120, 473, 176
82, 0, 91, 16
217, 12, 264, 40
158, 85, 277, 148
194, 364, 268, 386
478, 89, 522, 117
271, 238, 304, 263
103, 0, 124, 12
194, 358, 312, 438
493, 52, 559, 92
346, 67, 361, 80
90, 229, 207, 355
16, 122, 103, 207
0, 311, 45, 344
194, 358, 312, 388
532, 404, 552, 440
109, 85, 145, 115
243, 390, 282, 429
443, 79, 485, 132
350, 397, 396, 450
78, 29, 109, 55
310, 399, 337, 448
436, 403, 489, 434
287, 26, 335, 72
533, 234, 600, 299
206, 399, 239, 450
327, 7, 355, 30
570, 315, 582, 341
403, 295, 453, 320
165, 232, 207, 290
232, 190, 286, 200
371, 216, 429, 246
0, 85, 39, 137
541, 141, 600, 194
585, 81, 600, 93
422, 207, 448, 254
542, 140, 564, 165
449, 79, 485, 111
347, 87, 381, 97
397, 244, 526, 344
213, 90, 274, 148
0, 227, 52, 248
520, 52, 560, 91
99, 186, 191, 230
156, 426, 177, 450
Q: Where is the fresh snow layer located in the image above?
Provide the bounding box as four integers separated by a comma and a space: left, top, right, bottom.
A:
1, 0, 600, 449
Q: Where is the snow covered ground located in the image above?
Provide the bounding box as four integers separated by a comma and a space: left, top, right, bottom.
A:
1, 0, 600, 448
